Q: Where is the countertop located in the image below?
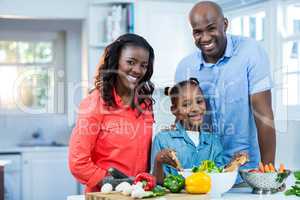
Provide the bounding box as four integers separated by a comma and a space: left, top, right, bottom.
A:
67, 176, 299, 200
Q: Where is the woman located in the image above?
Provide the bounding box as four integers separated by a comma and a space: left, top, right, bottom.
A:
69, 33, 155, 192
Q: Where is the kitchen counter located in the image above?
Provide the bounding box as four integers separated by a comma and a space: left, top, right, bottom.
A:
67, 188, 299, 200
67, 176, 299, 200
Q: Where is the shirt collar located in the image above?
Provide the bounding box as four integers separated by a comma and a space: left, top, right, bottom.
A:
198, 34, 234, 70
112, 88, 123, 107
169, 122, 211, 146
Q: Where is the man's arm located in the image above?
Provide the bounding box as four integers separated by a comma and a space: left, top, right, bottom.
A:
250, 90, 276, 164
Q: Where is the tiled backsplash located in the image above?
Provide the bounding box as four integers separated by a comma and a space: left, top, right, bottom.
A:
0, 115, 72, 147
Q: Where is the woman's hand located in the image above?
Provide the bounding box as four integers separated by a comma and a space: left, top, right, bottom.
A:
155, 149, 181, 169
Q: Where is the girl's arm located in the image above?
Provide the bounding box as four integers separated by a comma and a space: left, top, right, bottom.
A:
151, 135, 164, 184
153, 153, 165, 185
151, 136, 179, 185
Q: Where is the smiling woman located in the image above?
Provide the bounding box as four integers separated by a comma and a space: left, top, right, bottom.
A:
69, 33, 155, 193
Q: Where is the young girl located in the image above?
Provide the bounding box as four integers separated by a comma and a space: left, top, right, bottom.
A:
69, 33, 155, 192
151, 78, 224, 184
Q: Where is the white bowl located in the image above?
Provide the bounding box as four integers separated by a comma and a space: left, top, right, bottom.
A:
182, 169, 238, 198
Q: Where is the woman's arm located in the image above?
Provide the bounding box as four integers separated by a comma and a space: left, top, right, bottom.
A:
68, 95, 106, 191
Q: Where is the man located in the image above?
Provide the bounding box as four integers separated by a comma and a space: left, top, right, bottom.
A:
175, 1, 276, 172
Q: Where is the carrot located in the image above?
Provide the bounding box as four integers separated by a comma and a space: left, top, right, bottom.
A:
264, 164, 270, 173
279, 164, 285, 173
259, 162, 265, 172
269, 163, 276, 172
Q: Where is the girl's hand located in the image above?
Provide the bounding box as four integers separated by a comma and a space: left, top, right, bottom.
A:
155, 149, 181, 169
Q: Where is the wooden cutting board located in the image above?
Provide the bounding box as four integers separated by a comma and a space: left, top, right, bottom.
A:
85, 192, 210, 200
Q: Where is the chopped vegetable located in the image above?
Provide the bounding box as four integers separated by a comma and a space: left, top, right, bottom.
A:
251, 162, 287, 173
192, 160, 223, 173
142, 185, 166, 198
285, 170, 300, 197
115, 182, 132, 192
279, 164, 285, 173
152, 185, 166, 196
264, 164, 270, 173
121, 184, 133, 196
185, 172, 211, 194
269, 163, 276, 172
259, 162, 265, 173
295, 171, 300, 180
133, 173, 156, 191
100, 183, 113, 194
163, 174, 185, 193
131, 185, 147, 199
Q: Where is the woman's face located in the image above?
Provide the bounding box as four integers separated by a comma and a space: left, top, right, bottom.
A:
116, 45, 150, 91
172, 84, 206, 131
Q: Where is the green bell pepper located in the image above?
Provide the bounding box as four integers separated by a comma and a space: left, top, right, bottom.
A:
163, 174, 185, 193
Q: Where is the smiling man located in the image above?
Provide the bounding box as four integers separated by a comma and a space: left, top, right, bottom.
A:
175, 1, 276, 178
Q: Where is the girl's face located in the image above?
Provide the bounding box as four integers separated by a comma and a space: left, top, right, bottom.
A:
172, 84, 206, 131
116, 45, 149, 91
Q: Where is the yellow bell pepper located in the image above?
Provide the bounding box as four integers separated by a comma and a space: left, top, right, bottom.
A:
185, 172, 211, 194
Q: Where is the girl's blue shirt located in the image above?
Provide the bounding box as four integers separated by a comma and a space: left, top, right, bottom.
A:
151, 122, 224, 175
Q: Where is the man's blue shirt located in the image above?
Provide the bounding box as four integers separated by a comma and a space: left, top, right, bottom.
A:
175, 34, 273, 170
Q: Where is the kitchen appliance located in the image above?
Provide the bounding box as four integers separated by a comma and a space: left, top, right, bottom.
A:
0, 154, 22, 200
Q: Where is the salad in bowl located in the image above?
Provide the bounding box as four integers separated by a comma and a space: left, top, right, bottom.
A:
182, 153, 249, 198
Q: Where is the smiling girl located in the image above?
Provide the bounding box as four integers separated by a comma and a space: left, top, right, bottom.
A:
151, 78, 224, 184
69, 33, 155, 192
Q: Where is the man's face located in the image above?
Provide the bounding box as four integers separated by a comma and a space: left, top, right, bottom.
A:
190, 8, 228, 63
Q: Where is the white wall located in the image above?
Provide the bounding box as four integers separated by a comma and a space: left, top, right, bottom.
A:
0, 19, 82, 146
0, 0, 88, 19
276, 120, 300, 170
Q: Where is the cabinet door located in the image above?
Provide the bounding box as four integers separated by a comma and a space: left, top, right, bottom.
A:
22, 150, 77, 200
135, 1, 196, 87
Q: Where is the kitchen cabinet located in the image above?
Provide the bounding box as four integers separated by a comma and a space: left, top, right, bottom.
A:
87, 0, 135, 83
87, 0, 195, 87
22, 149, 77, 200
135, 1, 195, 87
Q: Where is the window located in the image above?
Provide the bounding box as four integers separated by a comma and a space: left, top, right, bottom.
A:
229, 11, 265, 42
281, 2, 300, 107
0, 31, 65, 114
226, 0, 300, 120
